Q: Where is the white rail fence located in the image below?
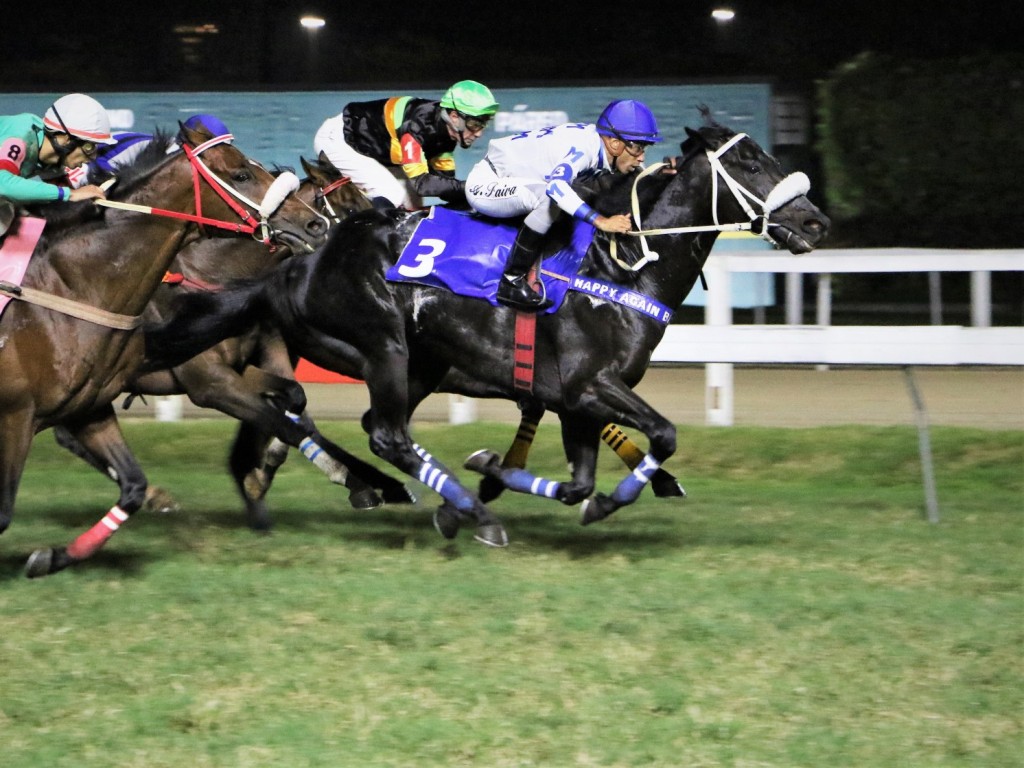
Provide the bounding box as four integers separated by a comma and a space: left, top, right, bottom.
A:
651, 248, 1024, 427
648, 246, 1023, 524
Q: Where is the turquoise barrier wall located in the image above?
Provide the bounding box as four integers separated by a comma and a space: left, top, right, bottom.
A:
4, 84, 769, 170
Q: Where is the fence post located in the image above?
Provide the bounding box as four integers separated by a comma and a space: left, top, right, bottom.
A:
971, 270, 992, 328
448, 394, 477, 425
705, 257, 734, 426
154, 395, 184, 422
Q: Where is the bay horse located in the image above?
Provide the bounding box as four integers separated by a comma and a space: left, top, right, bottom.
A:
0, 124, 328, 577
54, 152, 412, 532
143, 115, 830, 547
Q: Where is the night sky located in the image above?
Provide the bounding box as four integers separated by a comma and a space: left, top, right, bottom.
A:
3, 0, 1019, 92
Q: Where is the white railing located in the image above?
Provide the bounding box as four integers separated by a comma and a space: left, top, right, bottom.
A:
652, 248, 1024, 425
650, 247, 1023, 523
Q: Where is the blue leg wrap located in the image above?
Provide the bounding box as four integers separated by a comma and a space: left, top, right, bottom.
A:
503, 468, 562, 499
418, 460, 475, 512
611, 453, 662, 505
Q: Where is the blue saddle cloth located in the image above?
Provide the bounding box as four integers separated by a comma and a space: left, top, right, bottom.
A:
386, 207, 594, 314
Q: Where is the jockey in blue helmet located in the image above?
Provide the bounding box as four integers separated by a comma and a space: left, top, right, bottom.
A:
466, 98, 663, 311
65, 113, 233, 190
181, 113, 232, 142
595, 99, 662, 147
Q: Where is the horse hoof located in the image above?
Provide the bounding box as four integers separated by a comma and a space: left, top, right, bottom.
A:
243, 470, 270, 501
474, 524, 509, 548
144, 486, 181, 514
24, 547, 72, 578
463, 449, 502, 477
381, 485, 418, 505
433, 504, 461, 540
349, 488, 383, 510
651, 472, 687, 499
580, 493, 617, 526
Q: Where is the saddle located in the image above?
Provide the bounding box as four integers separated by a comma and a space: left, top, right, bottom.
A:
0, 215, 45, 320
386, 207, 594, 315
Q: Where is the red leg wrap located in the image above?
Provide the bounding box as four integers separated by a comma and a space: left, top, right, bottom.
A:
67, 506, 129, 560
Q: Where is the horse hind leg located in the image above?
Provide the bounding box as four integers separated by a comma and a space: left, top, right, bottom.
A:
26, 408, 148, 578
54, 425, 180, 513
477, 400, 546, 503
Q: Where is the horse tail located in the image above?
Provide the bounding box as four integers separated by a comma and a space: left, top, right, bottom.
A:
142, 278, 269, 372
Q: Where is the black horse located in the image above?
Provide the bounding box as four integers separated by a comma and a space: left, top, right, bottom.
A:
144, 115, 830, 546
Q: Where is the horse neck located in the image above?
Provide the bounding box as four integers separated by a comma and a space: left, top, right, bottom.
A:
41, 157, 219, 315
600, 164, 721, 311
170, 234, 283, 286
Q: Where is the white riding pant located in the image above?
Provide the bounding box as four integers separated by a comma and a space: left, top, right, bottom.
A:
465, 160, 559, 235
313, 115, 421, 209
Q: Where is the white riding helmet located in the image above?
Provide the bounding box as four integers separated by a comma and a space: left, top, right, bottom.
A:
43, 93, 116, 145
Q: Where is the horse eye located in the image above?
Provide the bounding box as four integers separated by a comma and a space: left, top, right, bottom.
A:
232, 170, 252, 183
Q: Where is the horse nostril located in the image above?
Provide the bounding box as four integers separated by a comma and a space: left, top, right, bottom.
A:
804, 217, 830, 236
307, 218, 328, 235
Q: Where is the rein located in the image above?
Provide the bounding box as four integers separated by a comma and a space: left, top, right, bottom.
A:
95, 135, 302, 246
0, 280, 142, 330
608, 133, 810, 272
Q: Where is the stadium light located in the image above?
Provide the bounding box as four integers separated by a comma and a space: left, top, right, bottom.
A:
300, 15, 326, 30
711, 8, 735, 22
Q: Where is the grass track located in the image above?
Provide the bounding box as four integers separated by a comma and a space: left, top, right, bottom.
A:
1, 420, 1021, 767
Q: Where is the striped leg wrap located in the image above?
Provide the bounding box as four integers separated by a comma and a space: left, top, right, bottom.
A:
611, 453, 662, 505
67, 506, 129, 559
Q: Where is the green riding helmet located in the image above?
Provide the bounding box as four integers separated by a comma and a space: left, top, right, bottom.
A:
440, 80, 499, 118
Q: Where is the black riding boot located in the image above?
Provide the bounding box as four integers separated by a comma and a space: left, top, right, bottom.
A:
496, 226, 552, 311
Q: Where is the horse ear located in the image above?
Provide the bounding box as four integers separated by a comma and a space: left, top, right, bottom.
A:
178, 121, 211, 147
318, 150, 335, 169
681, 127, 704, 156
300, 155, 315, 177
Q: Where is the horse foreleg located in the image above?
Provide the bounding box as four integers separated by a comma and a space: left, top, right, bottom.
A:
239, 366, 413, 504
601, 423, 686, 498
0, 410, 34, 537
283, 411, 394, 509
364, 357, 507, 547
228, 420, 277, 532
26, 408, 147, 578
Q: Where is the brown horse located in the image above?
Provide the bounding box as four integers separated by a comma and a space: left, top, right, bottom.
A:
0, 125, 328, 578
53, 153, 412, 532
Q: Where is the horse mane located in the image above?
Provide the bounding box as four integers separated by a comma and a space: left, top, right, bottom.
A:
574, 168, 672, 219
108, 129, 179, 196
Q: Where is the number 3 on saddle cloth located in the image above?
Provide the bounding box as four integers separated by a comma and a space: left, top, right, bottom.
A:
385, 207, 588, 313
0, 216, 46, 320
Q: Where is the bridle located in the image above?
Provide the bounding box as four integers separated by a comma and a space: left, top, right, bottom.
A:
610, 132, 811, 272
96, 134, 305, 248
314, 175, 356, 225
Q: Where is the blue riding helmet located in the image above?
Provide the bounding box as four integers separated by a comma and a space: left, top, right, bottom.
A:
182, 113, 232, 141
595, 100, 662, 144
